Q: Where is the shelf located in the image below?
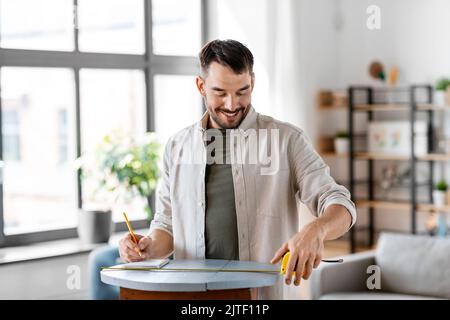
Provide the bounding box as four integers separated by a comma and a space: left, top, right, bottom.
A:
354, 152, 450, 161
418, 153, 450, 161
318, 104, 348, 111
356, 200, 411, 210
353, 104, 450, 112
417, 204, 450, 213
354, 104, 409, 111
319, 151, 348, 158
416, 104, 450, 110
355, 200, 450, 212
354, 152, 409, 160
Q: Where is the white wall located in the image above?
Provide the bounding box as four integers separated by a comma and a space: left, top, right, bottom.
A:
337, 0, 450, 87
0, 253, 90, 299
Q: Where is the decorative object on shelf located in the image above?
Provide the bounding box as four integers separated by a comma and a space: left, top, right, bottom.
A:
379, 163, 399, 199
368, 121, 428, 156
332, 91, 348, 107
369, 61, 385, 82
318, 90, 347, 108
75, 130, 161, 243
334, 130, 349, 154
433, 179, 448, 207
387, 67, 399, 87
318, 90, 333, 107
435, 78, 450, 106
317, 136, 335, 154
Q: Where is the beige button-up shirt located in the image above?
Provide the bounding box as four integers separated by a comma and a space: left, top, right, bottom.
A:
148, 106, 356, 299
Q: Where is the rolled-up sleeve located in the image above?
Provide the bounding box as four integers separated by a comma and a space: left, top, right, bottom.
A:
148, 138, 174, 237
290, 131, 357, 229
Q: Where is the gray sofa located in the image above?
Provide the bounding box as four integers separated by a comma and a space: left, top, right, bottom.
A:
309, 232, 450, 300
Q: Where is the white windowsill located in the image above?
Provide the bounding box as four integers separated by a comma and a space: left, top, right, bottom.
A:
0, 228, 148, 265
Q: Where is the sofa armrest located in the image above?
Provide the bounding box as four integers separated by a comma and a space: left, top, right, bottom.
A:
309, 250, 376, 299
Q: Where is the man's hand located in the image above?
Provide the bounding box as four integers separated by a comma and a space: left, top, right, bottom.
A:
119, 233, 152, 263
270, 222, 325, 286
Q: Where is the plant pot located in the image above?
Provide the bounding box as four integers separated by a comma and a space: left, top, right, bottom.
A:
433, 190, 447, 208
77, 209, 113, 244
446, 87, 450, 106
434, 91, 445, 107
334, 138, 349, 154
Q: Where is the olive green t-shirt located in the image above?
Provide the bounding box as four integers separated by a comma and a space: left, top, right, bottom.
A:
204, 129, 239, 260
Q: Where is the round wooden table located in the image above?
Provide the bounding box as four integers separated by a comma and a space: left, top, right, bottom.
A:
101, 259, 280, 300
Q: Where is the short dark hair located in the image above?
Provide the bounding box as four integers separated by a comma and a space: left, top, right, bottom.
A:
199, 39, 254, 76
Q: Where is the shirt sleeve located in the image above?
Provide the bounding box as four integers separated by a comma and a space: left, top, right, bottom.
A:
148, 137, 174, 237
290, 130, 357, 229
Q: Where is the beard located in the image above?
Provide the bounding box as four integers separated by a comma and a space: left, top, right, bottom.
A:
205, 99, 251, 129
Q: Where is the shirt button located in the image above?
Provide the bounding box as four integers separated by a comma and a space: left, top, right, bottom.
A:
198, 201, 204, 207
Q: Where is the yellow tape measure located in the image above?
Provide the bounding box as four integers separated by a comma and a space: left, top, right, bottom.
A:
102, 252, 343, 275
280, 252, 344, 275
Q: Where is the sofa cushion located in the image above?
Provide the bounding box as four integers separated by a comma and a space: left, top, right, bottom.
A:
375, 232, 450, 299
320, 292, 444, 300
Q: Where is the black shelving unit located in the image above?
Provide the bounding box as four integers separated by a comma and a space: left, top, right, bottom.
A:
348, 85, 434, 253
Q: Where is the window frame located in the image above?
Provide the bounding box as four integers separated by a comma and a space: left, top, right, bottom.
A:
0, 0, 208, 247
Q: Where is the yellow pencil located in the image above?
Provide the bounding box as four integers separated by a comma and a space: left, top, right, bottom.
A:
123, 212, 142, 257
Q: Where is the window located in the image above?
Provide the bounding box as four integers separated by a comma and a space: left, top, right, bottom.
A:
0, 0, 74, 51
152, 0, 202, 56
80, 69, 147, 222
2, 110, 21, 161
1, 67, 77, 235
154, 74, 203, 147
77, 0, 145, 54
57, 109, 69, 164
0, 0, 205, 246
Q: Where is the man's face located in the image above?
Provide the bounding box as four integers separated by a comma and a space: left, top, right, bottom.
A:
196, 62, 254, 129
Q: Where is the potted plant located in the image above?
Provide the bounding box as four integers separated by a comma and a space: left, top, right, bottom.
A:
433, 179, 448, 207
435, 78, 450, 107
75, 130, 160, 244
334, 130, 350, 154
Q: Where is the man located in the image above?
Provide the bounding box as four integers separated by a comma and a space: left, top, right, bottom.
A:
119, 39, 356, 299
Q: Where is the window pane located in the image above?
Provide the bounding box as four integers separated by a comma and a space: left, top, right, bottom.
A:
0, 0, 74, 51
152, 0, 201, 56
78, 0, 145, 54
80, 69, 146, 222
1, 68, 77, 234
154, 74, 202, 148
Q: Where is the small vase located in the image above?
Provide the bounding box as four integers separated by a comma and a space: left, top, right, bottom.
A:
434, 91, 445, 107
433, 190, 447, 208
334, 138, 349, 154
77, 209, 113, 244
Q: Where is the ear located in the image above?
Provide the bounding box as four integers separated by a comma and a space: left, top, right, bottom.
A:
196, 76, 206, 96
